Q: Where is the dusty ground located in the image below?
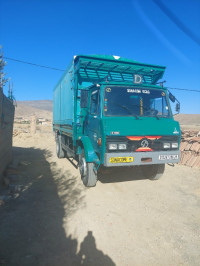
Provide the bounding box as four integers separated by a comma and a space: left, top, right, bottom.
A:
0, 124, 200, 266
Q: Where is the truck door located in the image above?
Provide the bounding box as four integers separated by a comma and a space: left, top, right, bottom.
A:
85, 88, 101, 153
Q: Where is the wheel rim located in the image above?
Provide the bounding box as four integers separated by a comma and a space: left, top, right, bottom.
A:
79, 156, 87, 177
56, 140, 59, 155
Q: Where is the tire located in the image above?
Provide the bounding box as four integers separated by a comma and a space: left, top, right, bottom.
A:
141, 164, 165, 180
79, 151, 97, 187
56, 135, 65, 158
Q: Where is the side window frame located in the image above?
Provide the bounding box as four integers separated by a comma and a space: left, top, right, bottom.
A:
151, 96, 169, 116
90, 90, 100, 115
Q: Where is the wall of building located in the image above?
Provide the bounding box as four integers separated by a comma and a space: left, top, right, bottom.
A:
0, 89, 15, 177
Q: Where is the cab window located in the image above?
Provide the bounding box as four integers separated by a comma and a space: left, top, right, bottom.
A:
90, 90, 99, 115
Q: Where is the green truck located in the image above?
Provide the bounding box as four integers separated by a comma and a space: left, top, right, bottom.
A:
53, 55, 181, 187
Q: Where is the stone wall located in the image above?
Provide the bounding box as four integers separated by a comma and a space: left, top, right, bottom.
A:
0, 89, 15, 177
179, 130, 200, 168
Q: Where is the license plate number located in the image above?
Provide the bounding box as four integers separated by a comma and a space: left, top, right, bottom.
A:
159, 155, 179, 160
109, 157, 134, 163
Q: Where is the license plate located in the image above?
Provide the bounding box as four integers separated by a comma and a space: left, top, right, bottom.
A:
159, 155, 179, 160
109, 157, 134, 163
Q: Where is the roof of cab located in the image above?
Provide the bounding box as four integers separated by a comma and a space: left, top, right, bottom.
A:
74, 54, 166, 85
74, 54, 166, 69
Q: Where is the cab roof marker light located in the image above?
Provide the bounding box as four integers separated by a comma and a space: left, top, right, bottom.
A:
113, 55, 120, 60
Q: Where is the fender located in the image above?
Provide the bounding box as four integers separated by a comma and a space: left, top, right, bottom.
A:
79, 136, 100, 164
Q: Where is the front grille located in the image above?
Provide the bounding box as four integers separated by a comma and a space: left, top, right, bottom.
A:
106, 135, 179, 153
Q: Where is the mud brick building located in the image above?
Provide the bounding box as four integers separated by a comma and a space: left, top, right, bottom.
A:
0, 89, 15, 177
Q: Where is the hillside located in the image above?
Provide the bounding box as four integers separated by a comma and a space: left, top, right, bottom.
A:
15, 100, 53, 119
174, 114, 200, 125
14, 101, 200, 129
16, 100, 53, 112
174, 114, 200, 130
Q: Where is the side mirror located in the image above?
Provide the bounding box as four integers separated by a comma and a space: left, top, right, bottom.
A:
176, 103, 180, 113
169, 92, 175, 103
80, 90, 88, 108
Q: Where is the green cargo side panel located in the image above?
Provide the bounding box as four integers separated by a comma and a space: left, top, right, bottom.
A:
53, 64, 74, 125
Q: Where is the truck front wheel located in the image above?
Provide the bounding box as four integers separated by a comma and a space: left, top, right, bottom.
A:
79, 151, 97, 187
56, 135, 65, 158
141, 164, 165, 180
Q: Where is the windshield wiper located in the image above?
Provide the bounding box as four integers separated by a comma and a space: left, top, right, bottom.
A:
154, 115, 160, 120
111, 102, 139, 119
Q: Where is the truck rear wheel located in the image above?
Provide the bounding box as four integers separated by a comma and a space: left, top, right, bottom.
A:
141, 164, 165, 180
56, 135, 65, 158
79, 151, 97, 187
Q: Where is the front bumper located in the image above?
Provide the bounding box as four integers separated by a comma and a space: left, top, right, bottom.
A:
104, 150, 181, 167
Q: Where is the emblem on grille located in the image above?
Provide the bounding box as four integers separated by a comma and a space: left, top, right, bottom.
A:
141, 139, 149, 147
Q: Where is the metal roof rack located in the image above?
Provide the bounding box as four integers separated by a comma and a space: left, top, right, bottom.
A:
74, 55, 165, 85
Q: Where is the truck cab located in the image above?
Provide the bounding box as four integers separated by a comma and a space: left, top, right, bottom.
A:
53, 55, 181, 187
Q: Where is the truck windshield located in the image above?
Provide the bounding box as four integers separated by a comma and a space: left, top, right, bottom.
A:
104, 86, 170, 118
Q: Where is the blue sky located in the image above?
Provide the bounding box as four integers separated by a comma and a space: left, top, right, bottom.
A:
0, 0, 200, 114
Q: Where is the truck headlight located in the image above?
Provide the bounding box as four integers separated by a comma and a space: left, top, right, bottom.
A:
109, 143, 117, 150
172, 143, 178, 148
163, 143, 170, 149
118, 143, 127, 150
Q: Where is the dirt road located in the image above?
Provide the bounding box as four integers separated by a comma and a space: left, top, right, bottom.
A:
1, 126, 200, 266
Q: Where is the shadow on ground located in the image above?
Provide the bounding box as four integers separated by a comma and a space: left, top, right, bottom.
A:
0, 147, 115, 266
98, 166, 147, 183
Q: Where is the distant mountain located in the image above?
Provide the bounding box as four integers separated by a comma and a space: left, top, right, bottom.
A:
15, 100, 200, 128
15, 100, 53, 119
16, 100, 53, 112
174, 114, 200, 126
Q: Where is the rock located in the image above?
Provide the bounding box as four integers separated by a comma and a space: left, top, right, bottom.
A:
184, 143, 192, 151
180, 142, 187, 151
179, 130, 200, 168
182, 152, 191, 165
